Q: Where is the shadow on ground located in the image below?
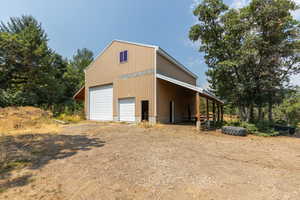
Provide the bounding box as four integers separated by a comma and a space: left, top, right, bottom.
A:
0, 133, 105, 191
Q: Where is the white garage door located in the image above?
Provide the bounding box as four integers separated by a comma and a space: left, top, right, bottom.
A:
89, 85, 113, 121
119, 98, 135, 122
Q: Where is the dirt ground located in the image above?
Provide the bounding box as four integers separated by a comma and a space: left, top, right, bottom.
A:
1, 122, 299, 200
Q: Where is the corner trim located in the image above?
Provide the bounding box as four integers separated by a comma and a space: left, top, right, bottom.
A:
154, 47, 158, 118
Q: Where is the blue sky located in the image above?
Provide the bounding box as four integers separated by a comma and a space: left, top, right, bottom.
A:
1, 0, 299, 87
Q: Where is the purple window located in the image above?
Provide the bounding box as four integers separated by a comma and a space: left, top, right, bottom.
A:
120, 51, 124, 62
120, 50, 128, 63
124, 50, 128, 61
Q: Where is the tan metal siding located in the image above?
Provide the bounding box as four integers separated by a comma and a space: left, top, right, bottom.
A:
85, 41, 155, 120
156, 79, 196, 123
114, 74, 154, 117
156, 53, 196, 85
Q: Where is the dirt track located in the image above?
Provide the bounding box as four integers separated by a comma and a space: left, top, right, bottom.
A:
1, 122, 300, 200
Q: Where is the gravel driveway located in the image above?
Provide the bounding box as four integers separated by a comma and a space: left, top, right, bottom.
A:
1, 122, 299, 200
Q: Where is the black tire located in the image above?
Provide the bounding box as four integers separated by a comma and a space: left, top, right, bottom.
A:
222, 126, 247, 136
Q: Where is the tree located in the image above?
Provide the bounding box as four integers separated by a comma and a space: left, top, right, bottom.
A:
63, 48, 93, 98
189, 0, 300, 122
0, 15, 67, 106
274, 87, 300, 126
245, 0, 300, 121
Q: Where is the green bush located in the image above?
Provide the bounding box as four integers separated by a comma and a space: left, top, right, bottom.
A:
255, 120, 274, 132
41, 100, 84, 117
224, 120, 279, 136
240, 122, 258, 133
225, 120, 241, 127
275, 120, 288, 126
49, 100, 85, 123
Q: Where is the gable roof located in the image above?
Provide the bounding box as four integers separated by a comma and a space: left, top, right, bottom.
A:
84, 40, 198, 78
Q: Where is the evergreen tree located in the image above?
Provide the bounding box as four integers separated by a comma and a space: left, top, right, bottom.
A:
0, 15, 67, 106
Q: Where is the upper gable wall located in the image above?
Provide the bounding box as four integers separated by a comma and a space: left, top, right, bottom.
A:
156, 53, 197, 85
85, 41, 155, 87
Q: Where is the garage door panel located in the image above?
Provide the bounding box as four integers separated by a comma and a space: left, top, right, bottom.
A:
89, 85, 113, 121
119, 98, 135, 122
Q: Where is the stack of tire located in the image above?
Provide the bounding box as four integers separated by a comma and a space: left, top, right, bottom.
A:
222, 126, 247, 136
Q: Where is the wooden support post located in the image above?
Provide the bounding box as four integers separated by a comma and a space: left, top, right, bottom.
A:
217, 104, 220, 122
206, 98, 210, 129
221, 105, 224, 122
196, 93, 201, 130
206, 98, 209, 121
213, 101, 216, 124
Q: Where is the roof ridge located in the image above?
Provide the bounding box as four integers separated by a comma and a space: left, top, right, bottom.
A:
113, 39, 159, 49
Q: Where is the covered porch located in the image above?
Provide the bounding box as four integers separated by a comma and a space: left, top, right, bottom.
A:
156, 74, 224, 130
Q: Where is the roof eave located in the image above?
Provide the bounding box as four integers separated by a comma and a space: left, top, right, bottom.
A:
73, 86, 85, 100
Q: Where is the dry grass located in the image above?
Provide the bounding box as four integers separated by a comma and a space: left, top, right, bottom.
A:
137, 121, 164, 129
0, 106, 62, 135
0, 107, 64, 179
56, 113, 85, 123
223, 114, 239, 121
1, 123, 298, 200
0, 107, 95, 196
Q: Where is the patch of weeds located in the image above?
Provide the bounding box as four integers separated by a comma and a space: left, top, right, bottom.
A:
138, 121, 154, 128
31, 148, 46, 156
0, 174, 34, 192
240, 122, 258, 133
118, 121, 128, 124
0, 187, 7, 193
255, 131, 280, 137
225, 120, 241, 127
0, 159, 31, 174
138, 121, 163, 129
57, 113, 84, 123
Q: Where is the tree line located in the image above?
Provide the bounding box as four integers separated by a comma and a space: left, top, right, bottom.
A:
0, 16, 93, 114
0, 6, 299, 125
189, 0, 300, 125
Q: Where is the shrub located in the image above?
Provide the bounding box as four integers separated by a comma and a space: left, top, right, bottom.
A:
138, 121, 153, 128
255, 131, 280, 137
57, 113, 84, 123
0, 133, 8, 172
224, 120, 280, 136
224, 120, 241, 127
240, 122, 258, 133
137, 121, 163, 129
275, 120, 288, 126
42, 100, 84, 117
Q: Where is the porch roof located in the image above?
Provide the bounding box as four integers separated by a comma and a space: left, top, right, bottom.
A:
156, 73, 224, 104
73, 86, 85, 101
